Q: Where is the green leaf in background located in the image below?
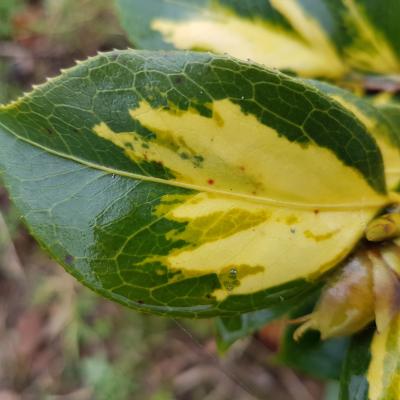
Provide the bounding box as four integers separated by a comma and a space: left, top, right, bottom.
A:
116, 0, 346, 78
116, 0, 400, 78
371, 94, 400, 191
278, 296, 350, 381
215, 299, 298, 353
375, 100, 400, 135
82, 355, 138, 400
280, 330, 350, 381
339, 327, 374, 400
0, 50, 389, 317
0, 0, 23, 40
324, 0, 400, 74
215, 285, 323, 353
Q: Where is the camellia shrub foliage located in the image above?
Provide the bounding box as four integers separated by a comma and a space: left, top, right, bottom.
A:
1, 0, 400, 398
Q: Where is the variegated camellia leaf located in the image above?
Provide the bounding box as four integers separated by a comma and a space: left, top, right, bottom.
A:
326, 0, 400, 75
0, 50, 392, 317
116, 0, 346, 78
116, 0, 400, 78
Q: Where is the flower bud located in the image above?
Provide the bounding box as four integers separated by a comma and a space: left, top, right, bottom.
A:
294, 244, 400, 340
294, 250, 375, 340
366, 213, 400, 242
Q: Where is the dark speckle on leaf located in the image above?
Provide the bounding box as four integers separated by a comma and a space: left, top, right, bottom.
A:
65, 254, 74, 264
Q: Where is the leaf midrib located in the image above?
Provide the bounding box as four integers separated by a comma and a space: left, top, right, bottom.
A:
0, 118, 389, 211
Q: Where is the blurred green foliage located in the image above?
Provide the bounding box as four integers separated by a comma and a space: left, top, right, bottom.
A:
0, 62, 22, 105
82, 356, 138, 400
0, 0, 23, 39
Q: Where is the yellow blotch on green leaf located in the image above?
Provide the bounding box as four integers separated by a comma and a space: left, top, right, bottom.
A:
146, 192, 376, 301
152, 193, 194, 215
166, 206, 270, 247
93, 98, 386, 209
91, 95, 387, 302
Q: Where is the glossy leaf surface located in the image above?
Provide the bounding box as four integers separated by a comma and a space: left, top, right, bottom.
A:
0, 50, 390, 316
